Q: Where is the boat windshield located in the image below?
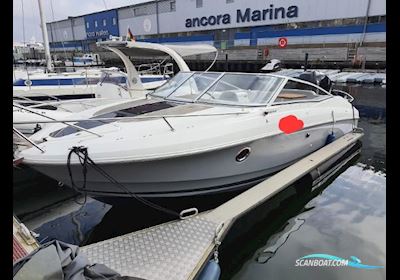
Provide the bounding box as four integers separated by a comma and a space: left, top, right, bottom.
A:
151, 72, 285, 106
150, 72, 194, 98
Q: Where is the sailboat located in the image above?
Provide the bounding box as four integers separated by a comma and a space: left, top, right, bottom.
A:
64, 53, 105, 67
13, 39, 218, 135
13, 0, 167, 102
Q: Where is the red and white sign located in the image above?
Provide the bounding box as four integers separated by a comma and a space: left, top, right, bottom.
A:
278, 37, 288, 48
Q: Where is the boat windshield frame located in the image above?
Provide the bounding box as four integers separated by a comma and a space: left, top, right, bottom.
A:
149, 71, 332, 107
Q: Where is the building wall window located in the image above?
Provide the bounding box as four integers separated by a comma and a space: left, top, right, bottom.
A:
112, 17, 116, 25
86, 22, 89, 29
133, 5, 153, 16
103, 19, 107, 26
196, 0, 203, 8
367, 16, 381, 24
94, 20, 98, 28
226, 0, 234, 3
170, 1, 176, 11
255, 16, 386, 33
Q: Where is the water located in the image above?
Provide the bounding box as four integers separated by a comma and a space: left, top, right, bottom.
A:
220, 84, 386, 279
13, 84, 385, 279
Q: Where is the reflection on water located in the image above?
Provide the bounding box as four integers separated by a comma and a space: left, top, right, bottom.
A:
339, 84, 386, 172
222, 85, 386, 280
255, 217, 306, 264
13, 84, 385, 279
225, 164, 386, 280
33, 199, 111, 245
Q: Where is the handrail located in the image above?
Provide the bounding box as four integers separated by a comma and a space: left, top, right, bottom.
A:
163, 63, 174, 77
13, 103, 102, 137
13, 100, 48, 107
13, 127, 45, 153
13, 96, 46, 104
330, 89, 354, 103
138, 63, 162, 75
14, 86, 61, 101
13, 111, 250, 125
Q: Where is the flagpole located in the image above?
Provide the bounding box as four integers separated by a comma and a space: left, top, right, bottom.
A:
156, 0, 160, 43
126, 25, 129, 41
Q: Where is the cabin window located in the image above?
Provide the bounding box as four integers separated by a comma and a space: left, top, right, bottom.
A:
112, 17, 117, 25
73, 77, 100, 86
133, 7, 147, 16
103, 19, 107, 26
86, 22, 89, 29
94, 20, 98, 28
273, 80, 328, 104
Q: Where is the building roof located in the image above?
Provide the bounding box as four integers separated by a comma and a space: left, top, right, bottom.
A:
47, 0, 158, 24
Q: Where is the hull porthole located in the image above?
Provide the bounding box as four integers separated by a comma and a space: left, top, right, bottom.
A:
236, 147, 251, 162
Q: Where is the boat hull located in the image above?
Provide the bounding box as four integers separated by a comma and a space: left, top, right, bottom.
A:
26, 121, 354, 198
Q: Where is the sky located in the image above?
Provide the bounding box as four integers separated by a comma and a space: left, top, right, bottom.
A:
13, 0, 149, 43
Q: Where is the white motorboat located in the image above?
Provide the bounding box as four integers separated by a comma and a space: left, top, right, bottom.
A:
64, 53, 105, 67
13, 41, 218, 135
15, 70, 360, 201
261, 59, 282, 72
13, 67, 133, 101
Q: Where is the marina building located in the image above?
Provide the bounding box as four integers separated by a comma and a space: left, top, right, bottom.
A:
46, 0, 386, 62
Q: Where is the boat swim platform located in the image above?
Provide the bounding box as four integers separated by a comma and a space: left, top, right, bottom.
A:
81, 130, 364, 280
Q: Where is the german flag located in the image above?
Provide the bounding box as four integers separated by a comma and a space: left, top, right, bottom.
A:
126, 28, 135, 42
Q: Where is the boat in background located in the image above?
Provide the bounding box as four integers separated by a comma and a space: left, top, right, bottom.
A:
64, 53, 105, 67
261, 59, 282, 72
13, 0, 170, 103
13, 67, 129, 101
13, 40, 218, 135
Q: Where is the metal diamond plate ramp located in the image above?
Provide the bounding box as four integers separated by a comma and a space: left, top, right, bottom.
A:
81, 215, 219, 280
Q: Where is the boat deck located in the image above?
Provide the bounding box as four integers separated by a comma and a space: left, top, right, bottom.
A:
81, 130, 364, 280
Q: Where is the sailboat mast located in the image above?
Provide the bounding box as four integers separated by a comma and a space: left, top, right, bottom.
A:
37, 0, 53, 72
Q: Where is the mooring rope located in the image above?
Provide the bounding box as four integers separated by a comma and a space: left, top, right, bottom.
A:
67, 147, 88, 205
67, 146, 181, 218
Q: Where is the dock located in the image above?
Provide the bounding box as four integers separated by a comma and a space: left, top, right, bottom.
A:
13, 216, 40, 263
80, 130, 363, 280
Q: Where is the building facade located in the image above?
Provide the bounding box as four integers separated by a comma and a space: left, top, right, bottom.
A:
47, 0, 386, 59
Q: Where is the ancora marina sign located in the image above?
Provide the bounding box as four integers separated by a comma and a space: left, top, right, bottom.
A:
185, 5, 299, 28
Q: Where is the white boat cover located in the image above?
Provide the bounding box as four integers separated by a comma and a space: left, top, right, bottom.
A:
97, 40, 217, 58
